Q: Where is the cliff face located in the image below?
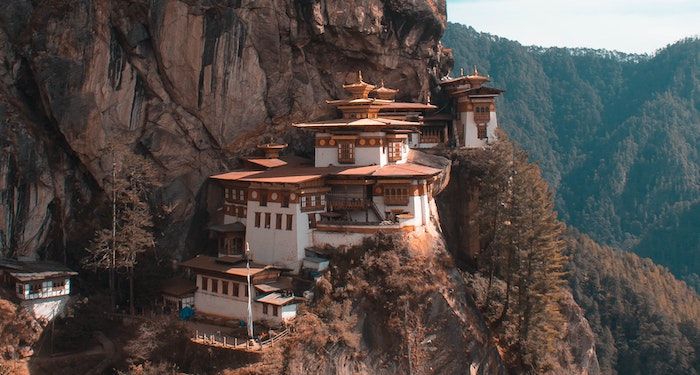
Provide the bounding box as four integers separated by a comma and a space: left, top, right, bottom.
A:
0, 0, 450, 259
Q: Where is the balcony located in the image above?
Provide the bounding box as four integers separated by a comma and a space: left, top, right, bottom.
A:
327, 194, 371, 211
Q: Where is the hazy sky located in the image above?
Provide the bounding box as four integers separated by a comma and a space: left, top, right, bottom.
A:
447, 0, 700, 54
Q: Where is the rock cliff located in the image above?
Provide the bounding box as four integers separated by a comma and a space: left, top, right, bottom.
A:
0, 0, 449, 259
0, 2, 602, 374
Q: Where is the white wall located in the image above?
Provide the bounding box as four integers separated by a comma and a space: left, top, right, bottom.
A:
312, 230, 368, 248
246, 201, 314, 272
461, 111, 498, 148
20, 295, 70, 321
193, 275, 296, 324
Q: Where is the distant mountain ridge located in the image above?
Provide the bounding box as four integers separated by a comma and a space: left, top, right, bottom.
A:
442, 22, 700, 289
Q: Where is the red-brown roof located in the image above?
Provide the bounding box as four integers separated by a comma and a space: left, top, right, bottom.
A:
211, 163, 441, 184
245, 158, 288, 169
379, 102, 436, 110
293, 117, 420, 129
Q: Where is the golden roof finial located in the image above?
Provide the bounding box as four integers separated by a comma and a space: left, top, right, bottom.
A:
473, 65, 479, 75
358, 70, 364, 83
380, 79, 385, 87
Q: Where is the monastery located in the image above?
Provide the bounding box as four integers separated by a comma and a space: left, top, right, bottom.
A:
175, 69, 503, 325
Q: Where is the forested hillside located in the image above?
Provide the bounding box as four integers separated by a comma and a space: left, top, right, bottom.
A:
442, 23, 700, 289
567, 231, 700, 375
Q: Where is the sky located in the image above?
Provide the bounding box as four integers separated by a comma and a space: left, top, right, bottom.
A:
446, 0, 700, 54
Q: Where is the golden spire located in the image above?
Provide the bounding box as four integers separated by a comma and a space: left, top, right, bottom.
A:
473, 65, 479, 75
358, 70, 364, 83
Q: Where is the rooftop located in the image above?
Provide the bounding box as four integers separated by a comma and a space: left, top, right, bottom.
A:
0, 258, 77, 282
255, 292, 302, 306
211, 162, 441, 184
179, 255, 281, 278
160, 278, 197, 297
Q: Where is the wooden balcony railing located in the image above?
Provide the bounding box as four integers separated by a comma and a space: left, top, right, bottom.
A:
327, 195, 370, 210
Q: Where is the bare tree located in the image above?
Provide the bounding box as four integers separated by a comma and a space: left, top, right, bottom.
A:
83, 146, 159, 314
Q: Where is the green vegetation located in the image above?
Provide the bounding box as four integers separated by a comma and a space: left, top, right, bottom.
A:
446, 139, 570, 373
442, 23, 700, 288
566, 231, 700, 374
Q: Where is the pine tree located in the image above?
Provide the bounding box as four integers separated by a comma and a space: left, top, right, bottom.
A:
471, 137, 567, 372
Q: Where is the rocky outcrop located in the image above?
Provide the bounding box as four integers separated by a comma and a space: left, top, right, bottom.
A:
0, 0, 449, 259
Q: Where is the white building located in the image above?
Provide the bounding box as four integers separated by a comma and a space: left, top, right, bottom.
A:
0, 258, 78, 321
179, 255, 301, 325
440, 67, 504, 148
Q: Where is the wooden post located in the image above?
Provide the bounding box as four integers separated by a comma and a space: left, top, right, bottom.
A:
224, 337, 227, 347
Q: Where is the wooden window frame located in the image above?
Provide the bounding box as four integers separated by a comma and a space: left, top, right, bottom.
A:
232, 282, 239, 297
222, 281, 229, 295
211, 279, 218, 293
254, 212, 261, 228
265, 213, 271, 229
276, 213, 283, 230
260, 190, 268, 206
337, 142, 355, 164
201, 277, 209, 291
387, 141, 403, 162
384, 186, 410, 206
477, 123, 487, 139
272, 306, 279, 317
308, 213, 317, 228
263, 304, 268, 315
286, 214, 293, 230
281, 192, 290, 208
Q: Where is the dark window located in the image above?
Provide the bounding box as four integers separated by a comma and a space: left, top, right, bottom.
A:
263, 304, 268, 315
272, 306, 279, 317
265, 213, 271, 228
477, 124, 487, 139
232, 282, 239, 297
338, 142, 355, 163
201, 277, 209, 291
276, 214, 283, 229
222, 281, 229, 295
211, 279, 218, 293
255, 212, 261, 227
52, 280, 66, 289
260, 191, 268, 206
308, 213, 317, 228
281, 192, 290, 208
245, 285, 249, 297
286, 214, 293, 230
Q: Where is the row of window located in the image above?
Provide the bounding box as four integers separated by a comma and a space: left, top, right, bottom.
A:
225, 188, 247, 202
225, 205, 247, 218
262, 304, 280, 317
201, 276, 249, 298
383, 186, 410, 206
254, 212, 294, 230
301, 194, 326, 211
17, 280, 67, 294
200, 276, 280, 317
336, 141, 406, 164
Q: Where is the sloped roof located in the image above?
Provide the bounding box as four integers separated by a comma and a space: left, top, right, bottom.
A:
0, 258, 77, 282
207, 222, 246, 233
161, 278, 197, 297
179, 255, 278, 278
293, 117, 421, 129
255, 292, 301, 306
